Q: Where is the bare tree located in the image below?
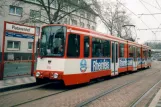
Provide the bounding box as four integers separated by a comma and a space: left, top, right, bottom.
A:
91, 0, 135, 41
29, 0, 94, 24
1, 0, 96, 24
0, 0, 7, 16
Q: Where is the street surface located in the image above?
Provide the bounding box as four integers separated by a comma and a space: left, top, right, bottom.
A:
0, 61, 160, 107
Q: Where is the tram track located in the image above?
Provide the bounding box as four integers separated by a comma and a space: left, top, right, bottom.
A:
0, 84, 69, 107
0, 82, 55, 97
75, 69, 161, 107
14, 69, 160, 107
12, 89, 69, 107
130, 73, 161, 107
0, 66, 159, 107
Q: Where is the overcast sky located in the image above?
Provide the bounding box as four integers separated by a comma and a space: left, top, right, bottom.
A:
96, 0, 161, 44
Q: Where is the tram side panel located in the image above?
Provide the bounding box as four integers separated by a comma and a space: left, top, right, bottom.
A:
118, 42, 129, 73
128, 45, 134, 71
137, 47, 142, 70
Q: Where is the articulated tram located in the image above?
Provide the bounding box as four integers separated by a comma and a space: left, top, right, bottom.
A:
34, 24, 152, 86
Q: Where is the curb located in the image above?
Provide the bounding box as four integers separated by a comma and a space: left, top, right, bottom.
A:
149, 88, 161, 107
0, 82, 37, 92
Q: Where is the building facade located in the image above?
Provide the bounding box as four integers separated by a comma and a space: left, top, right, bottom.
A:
0, 0, 97, 61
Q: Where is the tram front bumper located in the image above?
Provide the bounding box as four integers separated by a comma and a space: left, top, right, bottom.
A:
34, 70, 63, 80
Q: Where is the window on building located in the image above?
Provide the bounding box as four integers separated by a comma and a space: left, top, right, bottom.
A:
64, 18, 68, 24
87, 24, 90, 29
28, 42, 33, 50
7, 41, 20, 50
72, 19, 77, 26
87, 13, 91, 19
67, 34, 80, 57
84, 36, 90, 57
9, 5, 23, 16
80, 10, 85, 17
91, 15, 95, 21
119, 43, 124, 57
27, 0, 39, 3
80, 22, 84, 27
30, 9, 41, 20
92, 26, 95, 30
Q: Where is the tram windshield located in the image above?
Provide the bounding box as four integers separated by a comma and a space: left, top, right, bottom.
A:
40, 26, 66, 57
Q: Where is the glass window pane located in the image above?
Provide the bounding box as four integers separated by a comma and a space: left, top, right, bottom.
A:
7, 41, 13, 48
103, 40, 110, 57
84, 36, 89, 57
9, 6, 15, 14
112, 43, 115, 63
28, 42, 33, 49
30, 10, 34, 17
119, 43, 124, 57
14, 41, 20, 49
92, 38, 102, 57
16, 7, 22, 15
67, 34, 80, 57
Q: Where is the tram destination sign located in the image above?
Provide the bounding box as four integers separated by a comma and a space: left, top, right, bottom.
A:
6, 23, 35, 34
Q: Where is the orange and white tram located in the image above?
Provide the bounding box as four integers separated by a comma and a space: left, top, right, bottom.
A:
34, 24, 152, 86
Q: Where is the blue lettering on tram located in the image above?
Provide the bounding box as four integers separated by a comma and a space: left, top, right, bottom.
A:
142, 58, 145, 64
119, 58, 133, 67
91, 59, 110, 72
119, 58, 127, 67
138, 58, 141, 65
127, 58, 133, 66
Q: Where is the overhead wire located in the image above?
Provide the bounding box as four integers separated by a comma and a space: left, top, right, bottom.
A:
115, 0, 156, 37
155, 0, 161, 33
155, 0, 161, 10
139, 0, 161, 40
140, 0, 161, 11
139, 0, 160, 23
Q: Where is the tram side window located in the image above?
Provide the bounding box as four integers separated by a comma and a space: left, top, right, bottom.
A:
133, 47, 137, 61
103, 40, 110, 57
137, 48, 141, 57
84, 36, 90, 57
67, 34, 80, 57
143, 51, 146, 57
143, 50, 147, 58
119, 43, 124, 57
129, 46, 133, 57
92, 38, 103, 57
148, 50, 151, 57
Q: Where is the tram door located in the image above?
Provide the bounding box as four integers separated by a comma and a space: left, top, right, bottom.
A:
111, 42, 119, 76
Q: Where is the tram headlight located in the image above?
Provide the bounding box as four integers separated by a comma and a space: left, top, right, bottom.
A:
36, 72, 40, 77
53, 73, 58, 79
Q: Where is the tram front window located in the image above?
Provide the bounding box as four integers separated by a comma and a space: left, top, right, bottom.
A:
40, 26, 66, 57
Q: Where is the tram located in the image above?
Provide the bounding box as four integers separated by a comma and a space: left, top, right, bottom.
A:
34, 24, 152, 86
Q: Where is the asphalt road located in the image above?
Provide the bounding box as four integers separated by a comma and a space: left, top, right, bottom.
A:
4, 62, 37, 77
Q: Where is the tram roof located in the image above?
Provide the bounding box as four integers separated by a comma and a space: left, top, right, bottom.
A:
42, 24, 151, 49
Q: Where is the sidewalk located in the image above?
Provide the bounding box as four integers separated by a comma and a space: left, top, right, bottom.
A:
0, 76, 36, 92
